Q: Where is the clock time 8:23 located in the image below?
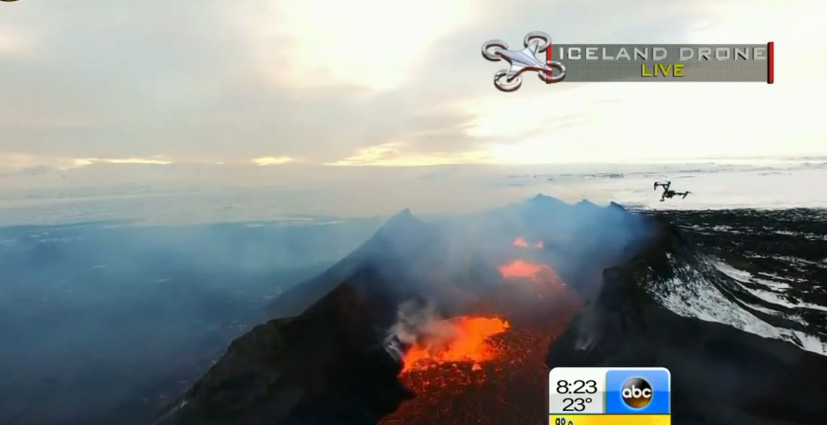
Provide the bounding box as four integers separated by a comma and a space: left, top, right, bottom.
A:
555, 379, 597, 412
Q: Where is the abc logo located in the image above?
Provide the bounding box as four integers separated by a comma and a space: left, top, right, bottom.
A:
621, 377, 653, 409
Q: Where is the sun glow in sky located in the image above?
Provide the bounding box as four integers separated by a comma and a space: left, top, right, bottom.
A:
0, 0, 825, 176
243, 0, 480, 91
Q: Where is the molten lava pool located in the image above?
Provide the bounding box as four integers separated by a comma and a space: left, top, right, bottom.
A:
381, 256, 582, 425
401, 316, 510, 373
383, 317, 575, 425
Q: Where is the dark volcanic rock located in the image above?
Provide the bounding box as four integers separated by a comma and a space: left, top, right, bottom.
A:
156, 207, 509, 425
267, 209, 435, 318
547, 215, 827, 425
157, 266, 412, 425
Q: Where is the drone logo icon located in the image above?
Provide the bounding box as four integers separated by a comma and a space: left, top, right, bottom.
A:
481, 31, 566, 92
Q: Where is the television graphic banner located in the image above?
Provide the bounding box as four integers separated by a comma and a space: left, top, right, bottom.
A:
482, 31, 773, 92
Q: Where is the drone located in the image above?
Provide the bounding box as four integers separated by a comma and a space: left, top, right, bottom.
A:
654, 181, 690, 202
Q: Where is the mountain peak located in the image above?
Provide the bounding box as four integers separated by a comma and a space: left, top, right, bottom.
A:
381, 208, 418, 229
525, 194, 567, 206
608, 201, 628, 211
268, 208, 428, 317
367, 208, 428, 246
576, 199, 599, 208
394, 208, 414, 219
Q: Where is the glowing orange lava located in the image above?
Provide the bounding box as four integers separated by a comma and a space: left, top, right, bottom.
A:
383, 312, 580, 425
512, 237, 543, 249
401, 316, 510, 373
383, 252, 584, 425
512, 237, 529, 248
497, 259, 558, 283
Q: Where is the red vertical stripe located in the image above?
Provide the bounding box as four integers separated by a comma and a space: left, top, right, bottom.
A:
767, 42, 774, 84
546, 44, 552, 84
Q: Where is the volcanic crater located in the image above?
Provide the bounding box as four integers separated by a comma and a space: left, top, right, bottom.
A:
156, 196, 827, 425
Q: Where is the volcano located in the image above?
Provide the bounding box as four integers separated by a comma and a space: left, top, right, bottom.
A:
156, 196, 827, 425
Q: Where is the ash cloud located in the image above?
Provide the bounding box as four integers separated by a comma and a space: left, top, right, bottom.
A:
384, 299, 448, 361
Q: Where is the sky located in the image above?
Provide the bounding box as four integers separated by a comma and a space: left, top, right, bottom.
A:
0, 0, 825, 179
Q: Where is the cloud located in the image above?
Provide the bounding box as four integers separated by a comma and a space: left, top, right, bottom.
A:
75, 156, 173, 166
252, 156, 294, 166
326, 143, 493, 166
0, 29, 19, 53
237, 0, 481, 92
0, 152, 174, 174
0, 0, 824, 176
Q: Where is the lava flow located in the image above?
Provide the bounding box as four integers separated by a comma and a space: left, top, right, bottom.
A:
381, 254, 583, 425
400, 316, 510, 373
497, 258, 566, 301
498, 259, 558, 283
